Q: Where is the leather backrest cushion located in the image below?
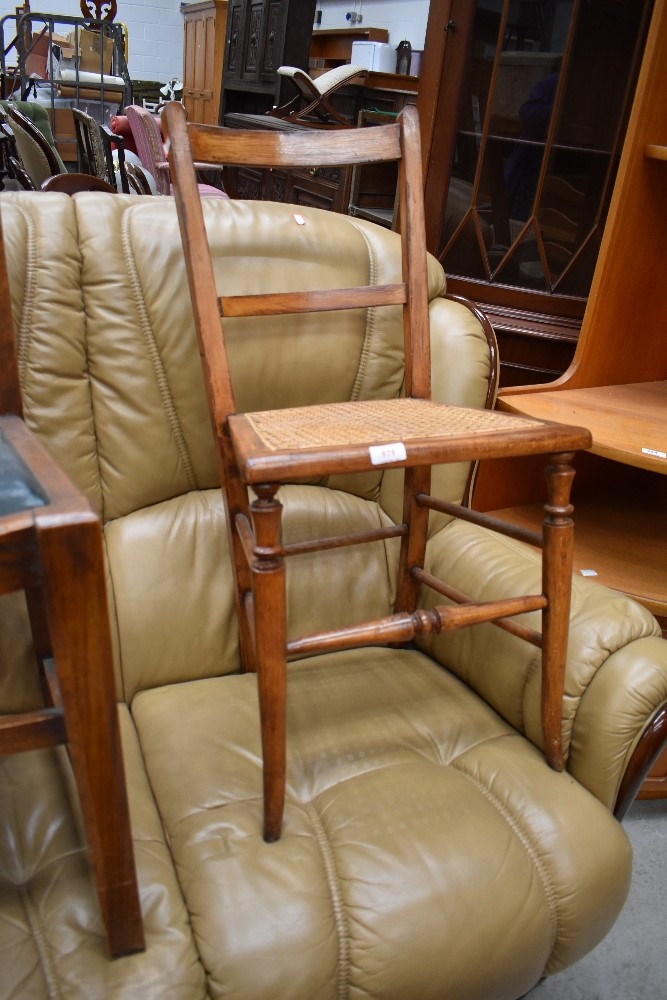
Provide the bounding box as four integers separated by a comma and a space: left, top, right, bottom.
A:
0, 191, 492, 697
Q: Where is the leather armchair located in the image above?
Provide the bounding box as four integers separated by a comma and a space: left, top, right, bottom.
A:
0, 191, 665, 999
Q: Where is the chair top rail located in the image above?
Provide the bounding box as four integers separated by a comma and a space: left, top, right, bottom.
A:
184, 119, 403, 169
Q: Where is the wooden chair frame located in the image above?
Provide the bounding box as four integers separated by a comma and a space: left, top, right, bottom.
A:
41, 171, 117, 193
2, 101, 62, 186
267, 64, 368, 127
0, 202, 144, 956
72, 105, 131, 193
164, 100, 591, 842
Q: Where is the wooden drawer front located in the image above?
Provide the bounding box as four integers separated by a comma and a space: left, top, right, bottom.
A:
285, 172, 340, 213
232, 165, 264, 200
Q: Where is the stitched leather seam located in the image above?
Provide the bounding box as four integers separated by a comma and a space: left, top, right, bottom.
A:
451, 759, 559, 954
13, 203, 37, 384
306, 801, 350, 1000
347, 221, 380, 404
17, 884, 63, 999
120, 213, 197, 490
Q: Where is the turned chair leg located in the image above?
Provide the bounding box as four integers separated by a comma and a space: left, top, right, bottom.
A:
541, 451, 576, 771
250, 484, 287, 842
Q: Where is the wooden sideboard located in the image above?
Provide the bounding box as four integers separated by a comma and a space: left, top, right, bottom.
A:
473, 0, 667, 797
182, 0, 228, 125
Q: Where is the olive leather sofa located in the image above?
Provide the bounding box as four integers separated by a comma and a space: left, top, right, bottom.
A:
0, 191, 666, 1000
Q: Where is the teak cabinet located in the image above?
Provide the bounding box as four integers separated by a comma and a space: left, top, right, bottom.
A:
473, 0, 667, 796
182, 1, 229, 126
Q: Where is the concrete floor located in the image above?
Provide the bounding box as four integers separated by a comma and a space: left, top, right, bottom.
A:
527, 797, 667, 999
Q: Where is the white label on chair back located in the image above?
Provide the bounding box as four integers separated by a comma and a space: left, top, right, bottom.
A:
369, 442, 407, 465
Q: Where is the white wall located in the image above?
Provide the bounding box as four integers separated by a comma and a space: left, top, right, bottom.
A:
0, 1, 432, 85
317, 0, 430, 51
0, 0, 185, 83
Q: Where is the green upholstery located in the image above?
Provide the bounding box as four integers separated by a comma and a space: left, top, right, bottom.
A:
0, 100, 66, 183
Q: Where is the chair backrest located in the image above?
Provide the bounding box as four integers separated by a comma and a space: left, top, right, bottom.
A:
0, 101, 66, 170
125, 104, 169, 194
163, 100, 430, 429
72, 107, 109, 181
41, 172, 117, 194
0, 114, 31, 189
124, 160, 155, 195
1, 102, 65, 187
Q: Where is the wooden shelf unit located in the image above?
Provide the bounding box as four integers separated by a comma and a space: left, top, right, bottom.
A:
501, 381, 667, 474
309, 27, 389, 71
473, 0, 667, 796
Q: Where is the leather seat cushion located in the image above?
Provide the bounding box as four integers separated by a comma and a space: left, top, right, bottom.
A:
130, 646, 632, 1000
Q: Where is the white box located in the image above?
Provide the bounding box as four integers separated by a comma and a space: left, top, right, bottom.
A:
350, 41, 396, 74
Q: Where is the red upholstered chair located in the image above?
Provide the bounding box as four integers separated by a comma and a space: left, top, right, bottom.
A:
124, 104, 227, 198
109, 114, 138, 155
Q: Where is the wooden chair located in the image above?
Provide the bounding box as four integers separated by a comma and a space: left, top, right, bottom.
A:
125, 103, 227, 197
71, 106, 131, 192
268, 64, 368, 127
41, 171, 118, 193
0, 111, 32, 189
124, 160, 155, 195
163, 100, 592, 843
1, 101, 63, 188
0, 202, 144, 956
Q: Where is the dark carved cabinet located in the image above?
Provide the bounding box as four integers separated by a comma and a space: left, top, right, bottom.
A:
221, 0, 317, 120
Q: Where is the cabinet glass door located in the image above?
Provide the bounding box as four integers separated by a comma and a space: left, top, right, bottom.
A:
439, 0, 650, 301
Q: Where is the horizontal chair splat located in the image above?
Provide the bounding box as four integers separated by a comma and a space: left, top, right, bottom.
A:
237, 515, 406, 565
417, 493, 544, 548
287, 593, 547, 659
282, 523, 407, 558
0, 708, 66, 754
220, 284, 407, 318
412, 567, 544, 647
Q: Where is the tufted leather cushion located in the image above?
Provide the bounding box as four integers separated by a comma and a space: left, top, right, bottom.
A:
0, 190, 665, 999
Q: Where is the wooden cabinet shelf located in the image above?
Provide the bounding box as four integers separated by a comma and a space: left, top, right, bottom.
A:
501, 381, 667, 473
310, 27, 389, 71
489, 482, 667, 619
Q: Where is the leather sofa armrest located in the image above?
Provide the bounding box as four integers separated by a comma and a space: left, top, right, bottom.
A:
416, 518, 667, 811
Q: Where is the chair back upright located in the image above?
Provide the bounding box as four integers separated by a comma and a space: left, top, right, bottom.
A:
72, 106, 109, 180
1, 102, 65, 187
125, 104, 169, 194
162, 100, 430, 434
